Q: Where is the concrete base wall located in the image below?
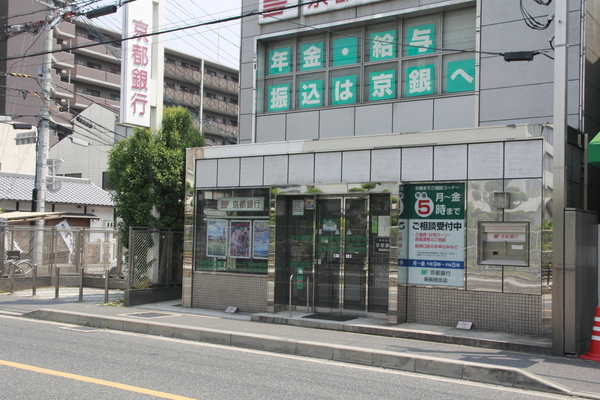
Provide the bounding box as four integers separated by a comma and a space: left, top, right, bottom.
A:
124, 286, 182, 307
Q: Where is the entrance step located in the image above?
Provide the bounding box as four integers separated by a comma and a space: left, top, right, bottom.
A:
251, 312, 552, 355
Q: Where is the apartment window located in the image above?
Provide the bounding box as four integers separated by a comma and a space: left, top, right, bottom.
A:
102, 171, 114, 191
229, 98, 238, 105
190, 65, 200, 71
229, 120, 238, 126
231, 76, 239, 83
206, 92, 216, 99
110, 94, 119, 101
207, 115, 216, 121
110, 68, 121, 75
206, 70, 217, 76
258, 7, 476, 113
87, 62, 101, 70
86, 89, 100, 97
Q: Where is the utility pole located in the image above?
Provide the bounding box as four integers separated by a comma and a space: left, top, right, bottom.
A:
31, 2, 55, 265
32, 7, 53, 217
551, 0, 568, 357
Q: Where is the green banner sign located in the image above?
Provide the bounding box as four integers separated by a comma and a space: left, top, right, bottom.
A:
267, 84, 291, 112
332, 37, 358, 66
446, 59, 475, 93
369, 69, 396, 101
299, 42, 324, 71
370, 30, 396, 61
406, 64, 434, 97
268, 47, 291, 75
298, 79, 323, 108
406, 24, 435, 56
331, 75, 357, 105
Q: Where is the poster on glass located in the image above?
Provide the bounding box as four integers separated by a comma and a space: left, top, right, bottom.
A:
206, 219, 228, 258
229, 220, 252, 258
253, 220, 269, 259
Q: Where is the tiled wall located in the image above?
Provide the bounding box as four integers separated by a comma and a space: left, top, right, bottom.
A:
192, 272, 268, 313
403, 286, 543, 336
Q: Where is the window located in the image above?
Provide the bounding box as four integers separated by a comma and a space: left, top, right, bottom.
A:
110, 94, 119, 101
110, 68, 121, 75
258, 7, 476, 113
195, 188, 270, 274
229, 98, 238, 105
206, 92, 217, 99
231, 76, 239, 83
87, 62, 101, 70
206, 70, 217, 76
86, 89, 100, 97
102, 171, 113, 191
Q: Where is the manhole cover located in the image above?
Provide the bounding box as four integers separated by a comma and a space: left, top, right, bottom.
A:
121, 312, 174, 319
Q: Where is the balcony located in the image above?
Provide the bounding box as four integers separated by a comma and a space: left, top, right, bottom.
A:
51, 73, 74, 99
53, 21, 75, 39
73, 35, 121, 62
73, 64, 121, 89
164, 87, 202, 108
73, 93, 119, 110
51, 42, 74, 69
203, 96, 238, 117
203, 73, 238, 95
203, 121, 238, 140
164, 62, 202, 85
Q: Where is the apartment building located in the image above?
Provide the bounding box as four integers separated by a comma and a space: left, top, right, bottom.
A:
0, 2, 239, 153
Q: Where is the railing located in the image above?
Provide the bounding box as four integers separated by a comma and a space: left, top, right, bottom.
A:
289, 273, 314, 317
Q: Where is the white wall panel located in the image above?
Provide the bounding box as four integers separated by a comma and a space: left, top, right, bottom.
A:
434, 145, 467, 180
371, 148, 401, 182
288, 154, 315, 184
196, 159, 217, 187
468, 142, 504, 179
217, 158, 240, 187
342, 150, 371, 182
315, 152, 342, 183
264, 155, 288, 185
240, 157, 264, 186
401, 147, 433, 182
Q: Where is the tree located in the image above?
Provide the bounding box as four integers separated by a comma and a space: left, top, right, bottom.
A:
107, 107, 205, 247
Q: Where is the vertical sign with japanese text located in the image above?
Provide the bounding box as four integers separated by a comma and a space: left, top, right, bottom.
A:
121, 0, 153, 127
407, 183, 465, 287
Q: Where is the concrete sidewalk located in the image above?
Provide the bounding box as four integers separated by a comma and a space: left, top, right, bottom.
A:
1, 287, 600, 398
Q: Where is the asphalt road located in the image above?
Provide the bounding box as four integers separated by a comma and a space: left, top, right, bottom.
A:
0, 315, 573, 400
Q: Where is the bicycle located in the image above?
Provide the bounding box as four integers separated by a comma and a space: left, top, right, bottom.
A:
2, 258, 34, 278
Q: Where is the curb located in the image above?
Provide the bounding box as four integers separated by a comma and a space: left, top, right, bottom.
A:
23, 308, 580, 397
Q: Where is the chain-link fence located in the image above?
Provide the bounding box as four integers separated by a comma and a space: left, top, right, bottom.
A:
1, 225, 124, 279
128, 227, 183, 288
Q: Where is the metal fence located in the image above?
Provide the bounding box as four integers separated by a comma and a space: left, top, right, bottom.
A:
128, 227, 183, 288
1, 226, 123, 278
2, 226, 183, 289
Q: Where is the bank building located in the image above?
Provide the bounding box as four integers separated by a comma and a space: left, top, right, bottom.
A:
183, 0, 600, 357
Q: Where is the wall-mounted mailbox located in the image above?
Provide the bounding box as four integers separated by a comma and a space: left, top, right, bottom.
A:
478, 222, 529, 266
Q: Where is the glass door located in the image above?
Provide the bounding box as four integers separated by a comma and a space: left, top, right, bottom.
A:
314, 196, 368, 313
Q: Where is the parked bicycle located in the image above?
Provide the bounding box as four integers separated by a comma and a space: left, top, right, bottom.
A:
2, 251, 34, 278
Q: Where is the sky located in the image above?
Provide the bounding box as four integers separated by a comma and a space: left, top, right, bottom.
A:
87, 0, 242, 69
